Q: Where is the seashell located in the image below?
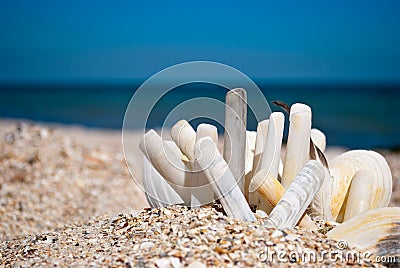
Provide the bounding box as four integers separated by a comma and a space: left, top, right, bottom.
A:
223, 88, 247, 193
260, 112, 285, 186
249, 168, 317, 229
195, 137, 256, 221
308, 167, 333, 221
264, 160, 324, 229
310, 128, 326, 153
143, 155, 184, 208
250, 120, 269, 178
327, 207, 400, 258
343, 169, 373, 221
330, 150, 392, 222
281, 103, 312, 189
139, 130, 191, 205
191, 123, 218, 207
278, 159, 284, 179
256, 112, 285, 213
308, 128, 331, 220
308, 128, 331, 221
245, 130, 257, 177
244, 130, 256, 205
171, 119, 196, 161
246, 119, 269, 207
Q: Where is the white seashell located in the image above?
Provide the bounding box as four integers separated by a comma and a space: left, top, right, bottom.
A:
308, 128, 331, 220
195, 137, 256, 221
310, 128, 326, 152
260, 112, 285, 186
255, 209, 269, 219
343, 169, 373, 221
330, 150, 392, 221
251, 120, 269, 176
191, 123, 218, 207
278, 159, 284, 179
264, 160, 324, 229
244, 130, 256, 203
139, 130, 191, 205
308, 167, 333, 221
171, 119, 196, 161
281, 103, 312, 189
223, 88, 247, 193
249, 168, 317, 229
143, 157, 185, 208
247, 119, 269, 207
245, 130, 257, 176
327, 207, 400, 258
257, 112, 285, 213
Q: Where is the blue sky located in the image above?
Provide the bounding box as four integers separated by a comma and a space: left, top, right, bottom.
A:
1, 1, 400, 81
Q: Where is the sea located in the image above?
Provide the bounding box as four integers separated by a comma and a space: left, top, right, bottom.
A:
0, 81, 399, 150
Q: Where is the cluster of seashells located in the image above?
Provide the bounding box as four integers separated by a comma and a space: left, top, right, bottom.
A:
139, 88, 399, 260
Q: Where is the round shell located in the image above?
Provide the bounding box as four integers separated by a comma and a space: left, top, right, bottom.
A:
327, 207, 400, 258
330, 150, 392, 221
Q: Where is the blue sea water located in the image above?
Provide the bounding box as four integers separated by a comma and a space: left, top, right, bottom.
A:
0, 81, 399, 149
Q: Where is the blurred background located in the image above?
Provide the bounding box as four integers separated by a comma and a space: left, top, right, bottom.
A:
0, 1, 399, 149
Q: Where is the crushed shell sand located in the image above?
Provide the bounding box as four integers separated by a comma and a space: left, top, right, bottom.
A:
1, 205, 381, 267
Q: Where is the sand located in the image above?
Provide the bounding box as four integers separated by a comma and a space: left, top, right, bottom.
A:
0, 120, 147, 240
0, 119, 399, 267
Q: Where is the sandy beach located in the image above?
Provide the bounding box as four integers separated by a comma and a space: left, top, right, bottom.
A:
1, 119, 399, 267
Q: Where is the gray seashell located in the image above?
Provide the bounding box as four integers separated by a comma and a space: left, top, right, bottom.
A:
223, 88, 247, 193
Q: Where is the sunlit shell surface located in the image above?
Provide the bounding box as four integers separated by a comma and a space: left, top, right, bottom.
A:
327, 207, 400, 258
330, 150, 392, 221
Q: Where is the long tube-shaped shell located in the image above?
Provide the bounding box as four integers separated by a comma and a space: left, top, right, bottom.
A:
139, 130, 191, 205
245, 131, 257, 176
308, 167, 333, 221
281, 103, 312, 189
195, 137, 256, 222
251, 120, 270, 177
327, 207, 400, 258
191, 124, 218, 207
330, 150, 392, 221
310, 128, 326, 152
143, 156, 184, 208
264, 160, 324, 229
223, 88, 247, 193
343, 169, 373, 221
249, 169, 317, 229
246, 120, 269, 206
257, 112, 285, 213
244, 131, 256, 202
171, 120, 196, 161
309, 128, 331, 220
261, 112, 285, 181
